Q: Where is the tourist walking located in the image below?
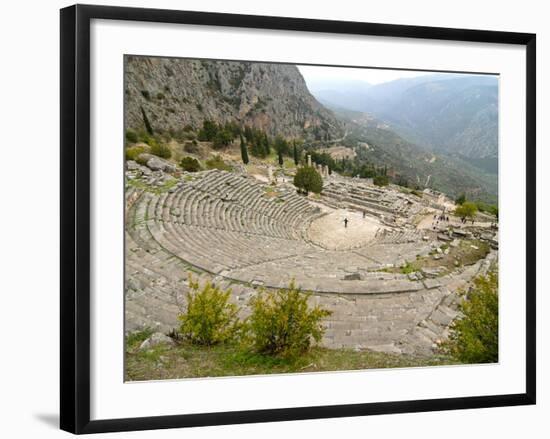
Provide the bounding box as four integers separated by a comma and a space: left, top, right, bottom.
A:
344, 218, 348, 228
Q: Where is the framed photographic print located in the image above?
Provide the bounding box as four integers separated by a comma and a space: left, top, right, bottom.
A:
60, 4, 536, 434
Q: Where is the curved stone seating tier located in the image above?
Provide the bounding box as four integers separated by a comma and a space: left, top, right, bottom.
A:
125, 172, 498, 355
321, 181, 423, 221
124, 170, 438, 295
372, 229, 424, 245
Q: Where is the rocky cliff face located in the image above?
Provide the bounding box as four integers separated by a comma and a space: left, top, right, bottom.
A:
124, 56, 343, 140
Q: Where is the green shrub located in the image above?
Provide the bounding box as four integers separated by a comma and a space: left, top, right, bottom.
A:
149, 142, 172, 159
125, 129, 139, 144
294, 166, 323, 194
373, 175, 389, 187
178, 276, 241, 346
442, 271, 498, 363
205, 155, 232, 171
180, 156, 201, 172
455, 201, 478, 218
125, 144, 148, 161
246, 281, 332, 358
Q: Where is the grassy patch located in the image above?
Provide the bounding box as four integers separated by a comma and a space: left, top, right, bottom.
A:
126, 327, 154, 350
127, 176, 178, 195
262, 186, 280, 198
125, 341, 456, 381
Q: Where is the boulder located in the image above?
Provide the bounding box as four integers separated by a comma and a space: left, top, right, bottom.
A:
126, 160, 139, 171
147, 157, 177, 173
343, 272, 362, 281
421, 267, 442, 278
136, 153, 177, 173
139, 332, 175, 350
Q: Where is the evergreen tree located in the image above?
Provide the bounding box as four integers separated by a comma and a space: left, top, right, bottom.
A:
293, 142, 299, 166
456, 193, 467, 205
278, 149, 284, 166
244, 126, 253, 143
240, 134, 249, 165
140, 106, 154, 135
263, 133, 270, 156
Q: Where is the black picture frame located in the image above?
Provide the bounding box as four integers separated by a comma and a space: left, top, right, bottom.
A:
60, 4, 536, 434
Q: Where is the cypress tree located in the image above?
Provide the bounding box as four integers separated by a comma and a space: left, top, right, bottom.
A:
278, 149, 284, 166
140, 105, 154, 135
293, 142, 299, 166
264, 133, 270, 156
240, 134, 249, 165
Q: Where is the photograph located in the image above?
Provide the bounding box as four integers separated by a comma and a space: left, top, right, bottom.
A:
124, 55, 499, 381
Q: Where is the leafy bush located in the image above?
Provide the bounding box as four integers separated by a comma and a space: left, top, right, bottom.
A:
125, 129, 139, 144
205, 155, 232, 171
373, 175, 389, 187
294, 166, 323, 194
442, 271, 498, 363
180, 156, 201, 172
246, 281, 332, 358
149, 142, 172, 159
125, 144, 148, 161
178, 276, 241, 346
455, 201, 478, 218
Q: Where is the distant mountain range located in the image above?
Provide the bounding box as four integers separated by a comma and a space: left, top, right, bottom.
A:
331, 107, 498, 203
308, 73, 499, 166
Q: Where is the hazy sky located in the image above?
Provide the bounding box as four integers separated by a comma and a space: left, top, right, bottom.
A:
297, 64, 434, 86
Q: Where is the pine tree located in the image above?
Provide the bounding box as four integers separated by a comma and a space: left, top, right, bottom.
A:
240, 134, 249, 165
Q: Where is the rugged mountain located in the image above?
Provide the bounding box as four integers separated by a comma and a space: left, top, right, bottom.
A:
125, 56, 343, 140
307, 74, 499, 164
331, 107, 498, 203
